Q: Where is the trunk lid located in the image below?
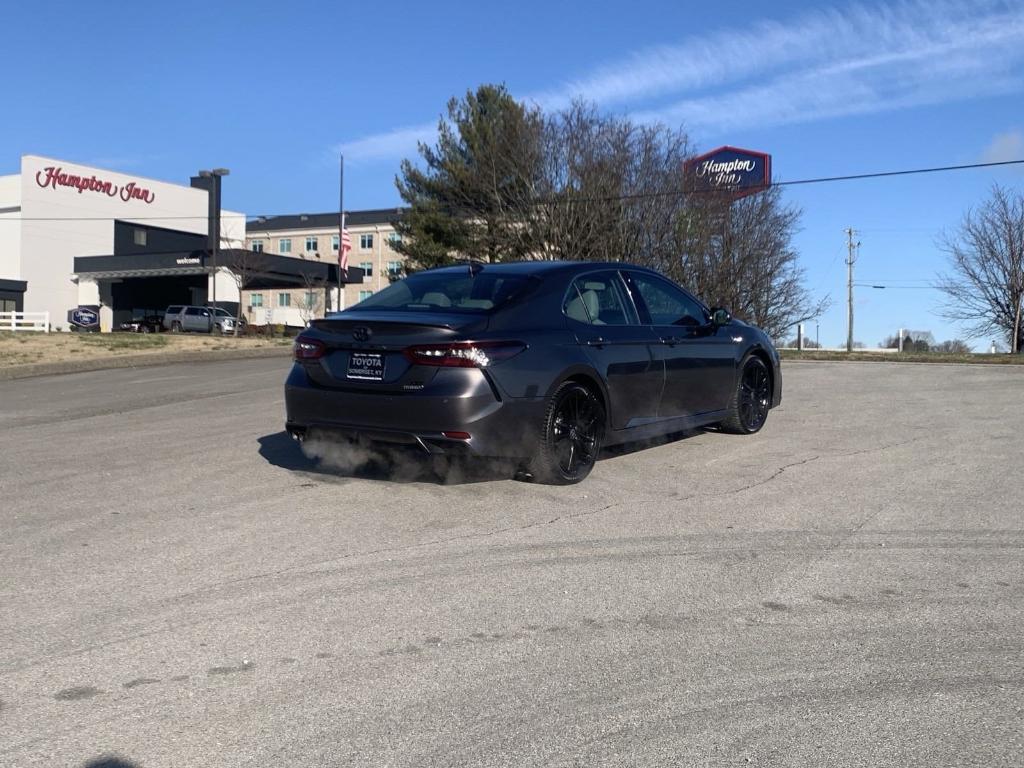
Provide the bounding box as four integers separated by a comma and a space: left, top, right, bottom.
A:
303, 311, 489, 390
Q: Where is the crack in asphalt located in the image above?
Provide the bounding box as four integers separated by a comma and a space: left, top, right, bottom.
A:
720, 435, 929, 497
720, 455, 822, 496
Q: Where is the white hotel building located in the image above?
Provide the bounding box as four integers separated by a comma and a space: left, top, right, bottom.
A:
0, 155, 370, 330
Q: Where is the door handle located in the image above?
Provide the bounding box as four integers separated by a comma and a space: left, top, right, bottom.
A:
660, 336, 684, 345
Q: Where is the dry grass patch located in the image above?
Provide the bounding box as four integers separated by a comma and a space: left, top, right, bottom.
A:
0, 331, 291, 368
780, 349, 1024, 365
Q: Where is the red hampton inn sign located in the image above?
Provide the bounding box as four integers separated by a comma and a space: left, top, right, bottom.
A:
35, 166, 156, 204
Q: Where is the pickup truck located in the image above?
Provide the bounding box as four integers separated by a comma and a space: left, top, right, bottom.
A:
163, 305, 244, 334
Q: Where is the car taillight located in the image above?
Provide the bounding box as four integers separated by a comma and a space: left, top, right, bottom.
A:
293, 336, 326, 360
403, 341, 526, 368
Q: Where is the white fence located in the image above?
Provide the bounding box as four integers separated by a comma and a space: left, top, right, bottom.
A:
0, 311, 50, 333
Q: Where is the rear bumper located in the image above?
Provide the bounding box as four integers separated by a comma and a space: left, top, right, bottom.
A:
284, 364, 545, 458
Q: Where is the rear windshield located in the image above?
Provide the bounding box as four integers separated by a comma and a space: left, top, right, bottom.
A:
349, 271, 534, 313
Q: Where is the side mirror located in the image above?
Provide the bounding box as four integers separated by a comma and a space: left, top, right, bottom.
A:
711, 307, 731, 327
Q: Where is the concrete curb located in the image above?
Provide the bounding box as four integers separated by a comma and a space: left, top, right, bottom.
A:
0, 346, 292, 381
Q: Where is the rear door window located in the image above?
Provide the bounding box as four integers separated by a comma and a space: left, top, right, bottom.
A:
564, 271, 637, 326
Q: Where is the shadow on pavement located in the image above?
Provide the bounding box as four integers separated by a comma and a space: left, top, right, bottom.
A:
82, 758, 139, 768
257, 431, 520, 486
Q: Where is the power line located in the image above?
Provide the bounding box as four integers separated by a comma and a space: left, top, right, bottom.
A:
853, 283, 936, 290
856, 280, 937, 286
1, 158, 1022, 222
772, 159, 1024, 188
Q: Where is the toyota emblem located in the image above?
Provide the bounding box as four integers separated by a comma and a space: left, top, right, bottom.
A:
352, 326, 372, 342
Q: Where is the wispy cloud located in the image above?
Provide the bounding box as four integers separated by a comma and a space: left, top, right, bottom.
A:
336, 121, 437, 163
981, 129, 1024, 167
336, 0, 1024, 161
632, 1, 1024, 132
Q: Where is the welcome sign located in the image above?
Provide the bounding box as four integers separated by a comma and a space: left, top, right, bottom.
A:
68, 306, 100, 328
684, 146, 771, 199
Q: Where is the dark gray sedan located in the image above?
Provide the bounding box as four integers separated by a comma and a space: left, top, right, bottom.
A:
286, 261, 781, 484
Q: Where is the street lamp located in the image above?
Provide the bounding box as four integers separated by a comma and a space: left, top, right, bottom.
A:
198, 168, 230, 309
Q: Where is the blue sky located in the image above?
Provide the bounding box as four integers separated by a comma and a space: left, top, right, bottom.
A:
3, 0, 1023, 347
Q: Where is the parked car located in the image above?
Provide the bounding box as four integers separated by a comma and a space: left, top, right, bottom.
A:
163, 305, 245, 334
285, 261, 781, 484
119, 314, 163, 333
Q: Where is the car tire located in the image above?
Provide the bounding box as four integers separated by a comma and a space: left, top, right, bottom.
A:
530, 381, 604, 485
213, 323, 223, 336
140, 325, 151, 334
171, 322, 182, 333
719, 355, 772, 434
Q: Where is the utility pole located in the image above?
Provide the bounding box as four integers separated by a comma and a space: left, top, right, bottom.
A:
845, 227, 859, 352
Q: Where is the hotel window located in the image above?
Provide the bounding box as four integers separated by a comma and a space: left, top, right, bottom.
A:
279, 238, 292, 253
278, 293, 291, 307
360, 233, 374, 250
250, 293, 264, 308
359, 260, 373, 277
305, 236, 318, 252
251, 239, 264, 253
358, 290, 373, 302
387, 232, 401, 246
133, 228, 147, 246
305, 291, 317, 308
331, 234, 340, 252
387, 260, 402, 277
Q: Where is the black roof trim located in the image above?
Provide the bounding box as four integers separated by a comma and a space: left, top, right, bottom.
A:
0, 278, 28, 292
247, 208, 405, 233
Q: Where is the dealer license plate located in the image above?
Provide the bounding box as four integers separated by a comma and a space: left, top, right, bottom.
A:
347, 352, 385, 381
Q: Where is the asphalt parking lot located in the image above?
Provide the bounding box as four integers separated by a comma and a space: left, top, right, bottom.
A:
1, 358, 1022, 767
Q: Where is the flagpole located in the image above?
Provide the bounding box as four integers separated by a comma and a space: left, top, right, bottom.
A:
338, 153, 345, 310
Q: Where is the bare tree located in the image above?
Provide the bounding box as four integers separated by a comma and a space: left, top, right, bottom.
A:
297, 272, 326, 327
223, 248, 271, 336
936, 185, 1024, 353
533, 102, 691, 265
933, 339, 972, 354
667, 186, 830, 340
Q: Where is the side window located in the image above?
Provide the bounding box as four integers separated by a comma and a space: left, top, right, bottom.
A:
563, 272, 636, 326
629, 273, 707, 326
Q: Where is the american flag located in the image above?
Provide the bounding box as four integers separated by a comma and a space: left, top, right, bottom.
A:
339, 222, 352, 272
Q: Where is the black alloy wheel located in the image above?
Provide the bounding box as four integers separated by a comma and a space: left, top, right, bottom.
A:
532, 382, 604, 484
720, 356, 771, 434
